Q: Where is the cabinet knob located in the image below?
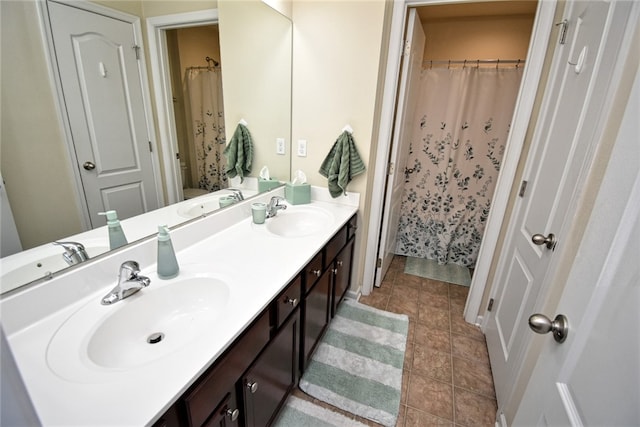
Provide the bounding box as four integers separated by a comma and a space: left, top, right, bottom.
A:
332, 268, 338, 275
246, 380, 259, 393
336, 260, 343, 267
311, 269, 321, 277
226, 408, 239, 422
284, 296, 298, 306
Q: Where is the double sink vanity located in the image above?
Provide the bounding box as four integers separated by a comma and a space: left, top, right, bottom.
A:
0, 186, 359, 426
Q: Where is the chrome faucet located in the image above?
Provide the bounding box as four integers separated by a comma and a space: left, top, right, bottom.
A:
53, 241, 90, 266
227, 188, 244, 201
101, 261, 151, 305
266, 196, 287, 218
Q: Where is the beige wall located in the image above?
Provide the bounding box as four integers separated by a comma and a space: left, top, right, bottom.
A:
291, 0, 387, 293
422, 14, 535, 62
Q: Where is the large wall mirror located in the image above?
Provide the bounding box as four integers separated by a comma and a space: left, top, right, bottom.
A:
0, 0, 292, 293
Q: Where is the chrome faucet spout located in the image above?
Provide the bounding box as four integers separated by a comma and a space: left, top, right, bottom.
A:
101, 261, 151, 305
266, 196, 287, 218
227, 188, 245, 201
53, 241, 90, 266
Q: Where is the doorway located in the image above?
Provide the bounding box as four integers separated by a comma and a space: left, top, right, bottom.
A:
363, 0, 558, 323
165, 25, 227, 201
146, 10, 221, 206
395, 3, 535, 269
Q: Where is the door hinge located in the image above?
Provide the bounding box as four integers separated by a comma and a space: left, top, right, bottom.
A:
133, 45, 141, 60
377, 258, 382, 268
519, 180, 528, 198
175, 152, 180, 160
556, 19, 568, 45
148, 141, 153, 152
487, 298, 494, 312
403, 39, 411, 57
387, 162, 395, 176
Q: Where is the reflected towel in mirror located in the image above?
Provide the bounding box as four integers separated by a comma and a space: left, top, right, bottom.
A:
224, 122, 253, 183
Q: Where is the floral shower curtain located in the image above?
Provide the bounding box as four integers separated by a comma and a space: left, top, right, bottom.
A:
185, 68, 227, 192
395, 66, 523, 267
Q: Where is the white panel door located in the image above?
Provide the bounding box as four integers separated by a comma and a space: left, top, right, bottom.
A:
513, 63, 640, 426
375, 8, 425, 286
484, 0, 634, 409
48, 1, 159, 227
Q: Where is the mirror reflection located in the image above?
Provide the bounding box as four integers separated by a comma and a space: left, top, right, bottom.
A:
0, 0, 292, 293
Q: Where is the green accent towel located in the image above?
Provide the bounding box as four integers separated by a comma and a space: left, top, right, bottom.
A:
223, 123, 253, 183
319, 130, 365, 198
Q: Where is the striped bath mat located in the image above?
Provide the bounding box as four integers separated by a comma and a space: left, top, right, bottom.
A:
299, 299, 409, 427
273, 395, 367, 427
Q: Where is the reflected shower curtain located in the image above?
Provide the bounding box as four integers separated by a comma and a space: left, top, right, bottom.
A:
395, 67, 523, 267
185, 68, 227, 192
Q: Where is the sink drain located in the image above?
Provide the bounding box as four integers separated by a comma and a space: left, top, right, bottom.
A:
147, 332, 165, 344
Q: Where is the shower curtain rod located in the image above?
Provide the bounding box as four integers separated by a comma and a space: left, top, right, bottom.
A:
186, 56, 220, 71
423, 59, 525, 68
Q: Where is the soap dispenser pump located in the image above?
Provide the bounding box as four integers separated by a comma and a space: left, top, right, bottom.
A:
157, 225, 180, 280
98, 210, 128, 250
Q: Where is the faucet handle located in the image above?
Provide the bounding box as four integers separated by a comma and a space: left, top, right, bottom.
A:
118, 260, 141, 280
53, 241, 90, 265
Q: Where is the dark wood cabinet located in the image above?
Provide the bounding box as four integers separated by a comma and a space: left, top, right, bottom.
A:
331, 238, 354, 318
301, 268, 331, 371
153, 213, 356, 427
242, 312, 298, 427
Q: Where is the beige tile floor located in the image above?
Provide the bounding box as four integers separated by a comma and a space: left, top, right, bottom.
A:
293, 255, 497, 426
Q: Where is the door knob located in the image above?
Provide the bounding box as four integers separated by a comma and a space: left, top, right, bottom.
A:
528, 313, 568, 343
531, 233, 556, 249
83, 161, 96, 171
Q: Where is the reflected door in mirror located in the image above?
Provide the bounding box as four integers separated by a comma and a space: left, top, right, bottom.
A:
48, 2, 160, 227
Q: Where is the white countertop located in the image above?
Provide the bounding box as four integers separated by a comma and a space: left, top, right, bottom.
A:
0, 187, 359, 426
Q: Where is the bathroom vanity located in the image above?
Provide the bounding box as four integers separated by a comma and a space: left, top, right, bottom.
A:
0, 187, 359, 426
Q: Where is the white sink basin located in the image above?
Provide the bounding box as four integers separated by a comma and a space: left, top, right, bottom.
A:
47, 267, 230, 382
266, 206, 334, 238
0, 243, 109, 293
177, 194, 226, 218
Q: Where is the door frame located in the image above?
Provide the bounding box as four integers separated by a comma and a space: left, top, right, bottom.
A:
146, 10, 219, 206
362, 0, 557, 321
37, 0, 164, 230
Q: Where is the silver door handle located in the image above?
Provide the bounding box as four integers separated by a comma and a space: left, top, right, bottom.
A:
528, 313, 568, 343
532, 233, 556, 250
83, 161, 96, 171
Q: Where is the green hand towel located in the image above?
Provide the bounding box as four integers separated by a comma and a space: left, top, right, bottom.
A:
223, 123, 253, 183
319, 130, 365, 198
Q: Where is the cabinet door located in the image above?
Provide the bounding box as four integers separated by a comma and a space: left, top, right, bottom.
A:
243, 311, 299, 427
332, 238, 354, 317
202, 393, 240, 427
302, 270, 331, 371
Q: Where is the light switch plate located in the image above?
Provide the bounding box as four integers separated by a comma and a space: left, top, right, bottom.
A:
297, 139, 307, 157
276, 138, 285, 155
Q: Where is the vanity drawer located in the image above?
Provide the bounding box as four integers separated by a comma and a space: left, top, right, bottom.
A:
325, 225, 348, 265
303, 252, 323, 294
275, 275, 301, 330
184, 311, 270, 427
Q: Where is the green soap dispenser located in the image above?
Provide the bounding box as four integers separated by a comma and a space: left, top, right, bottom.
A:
98, 210, 128, 250
157, 225, 180, 280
